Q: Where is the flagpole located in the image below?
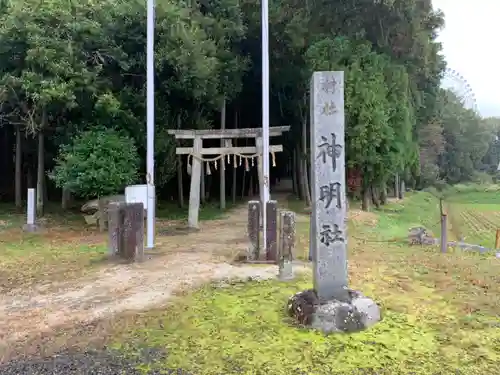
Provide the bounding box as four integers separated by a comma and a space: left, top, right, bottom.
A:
261, 0, 270, 250
146, 0, 155, 249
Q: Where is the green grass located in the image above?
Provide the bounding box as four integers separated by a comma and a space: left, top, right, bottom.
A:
368, 191, 442, 240
94, 191, 500, 374
0, 232, 109, 291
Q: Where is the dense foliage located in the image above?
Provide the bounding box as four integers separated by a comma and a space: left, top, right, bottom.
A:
0, 0, 497, 209
49, 129, 140, 198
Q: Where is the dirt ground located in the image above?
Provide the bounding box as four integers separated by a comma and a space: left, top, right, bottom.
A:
0, 203, 311, 361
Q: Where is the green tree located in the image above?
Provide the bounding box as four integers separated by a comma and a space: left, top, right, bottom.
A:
49, 129, 140, 199
435, 90, 495, 184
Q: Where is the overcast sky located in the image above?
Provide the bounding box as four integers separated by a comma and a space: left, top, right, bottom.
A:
433, 0, 500, 117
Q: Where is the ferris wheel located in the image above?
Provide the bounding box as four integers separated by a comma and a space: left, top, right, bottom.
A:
441, 68, 478, 112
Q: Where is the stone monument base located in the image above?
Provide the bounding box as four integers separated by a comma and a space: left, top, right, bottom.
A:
22, 223, 41, 233
287, 289, 381, 334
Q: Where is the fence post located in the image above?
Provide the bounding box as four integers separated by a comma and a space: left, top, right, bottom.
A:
440, 214, 448, 253
495, 229, 500, 249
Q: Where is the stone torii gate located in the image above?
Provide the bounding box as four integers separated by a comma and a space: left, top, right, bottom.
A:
168, 126, 290, 229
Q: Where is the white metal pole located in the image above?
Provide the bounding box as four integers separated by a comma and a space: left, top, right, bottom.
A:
146, 0, 155, 249
261, 0, 270, 250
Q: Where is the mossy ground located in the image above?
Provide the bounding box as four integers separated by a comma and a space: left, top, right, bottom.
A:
99, 191, 500, 374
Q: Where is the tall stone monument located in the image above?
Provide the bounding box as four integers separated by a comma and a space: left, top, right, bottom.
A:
309, 71, 347, 301
287, 71, 381, 333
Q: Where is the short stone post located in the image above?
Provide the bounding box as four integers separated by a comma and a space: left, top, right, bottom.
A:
23, 188, 39, 232
278, 211, 295, 280
266, 200, 278, 262
247, 200, 260, 260
121, 203, 145, 262
108, 202, 125, 256
440, 214, 448, 253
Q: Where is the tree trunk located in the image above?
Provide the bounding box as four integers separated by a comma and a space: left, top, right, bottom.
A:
399, 179, 405, 200
301, 120, 312, 206
361, 186, 371, 211
297, 147, 306, 201
15, 126, 22, 211
36, 130, 45, 217
254, 168, 259, 196
371, 185, 380, 209
206, 170, 212, 200
380, 182, 388, 205
291, 149, 298, 196
241, 168, 247, 198
62, 188, 71, 210
304, 161, 312, 204
394, 173, 400, 199
241, 163, 247, 198
43, 173, 48, 205
249, 172, 254, 197
27, 166, 33, 189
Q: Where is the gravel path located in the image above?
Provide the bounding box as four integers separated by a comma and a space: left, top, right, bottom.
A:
0, 202, 310, 373
0, 349, 176, 374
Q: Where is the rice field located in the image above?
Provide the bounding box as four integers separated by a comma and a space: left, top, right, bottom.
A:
446, 188, 500, 249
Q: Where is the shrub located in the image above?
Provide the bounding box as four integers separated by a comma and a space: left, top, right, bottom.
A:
49, 128, 140, 199
470, 171, 493, 185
